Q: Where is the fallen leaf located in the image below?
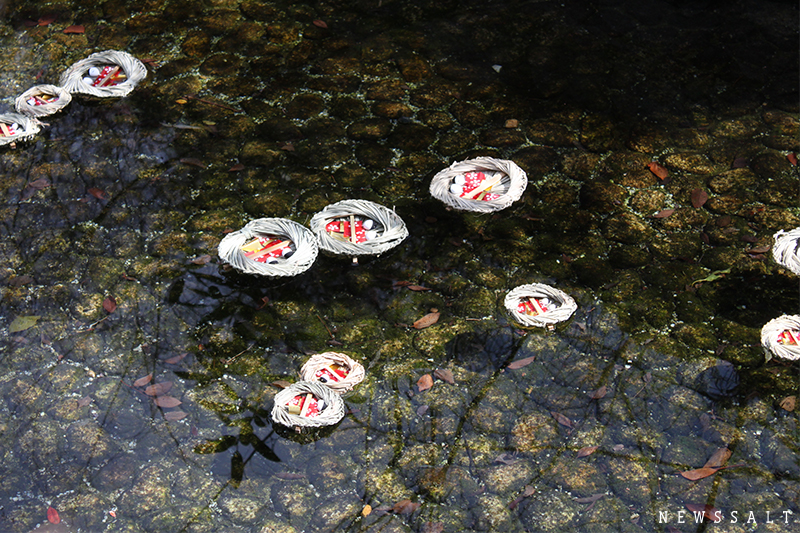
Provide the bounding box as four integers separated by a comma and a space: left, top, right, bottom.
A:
652, 209, 674, 219
416, 405, 429, 416
780, 395, 796, 411
76, 396, 92, 407
679, 467, 719, 481
392, 280, 412, 288
647, 161, 669, 180
163, 410, 187, 421
144, 381, 173, 396
703, 447, 732, 469
392, 499, 420, 514
103, 296, 117, 313
271, 380, 292, 389
192, 254, 212, 265
280, 142, 295, 151
153, 395, 182, 408
9, 275, 34, 287
507, 355, 535, 369
9, 315, 40, 333
508, 485, 535, 509
38, 15, 56, 26
163, 353, 187, 364
588, 385, 608, 400
575, 493, 604, 504
433, 368, 455, 384
417, 374, 433, 392
504, 118, 519, 128
788, 153, 798, 166
133, 373, 153, 387
577, 445, 599, 458
180, 157, 205, 168
747, 245, 771, 254
312, 19, 328, 28
690, 188, 708, 208
29, 178, 51, 190
407, 285, 431, 291
413, 312, 440, 330
47, 506, 60, 524
88, 187, 107, 199
63, 24, 85, 34
685, 503, 719, 521
551, 411, 573, 428
228, 163, 245, 172
274, 472, 305, 480
362, 504, 372, 517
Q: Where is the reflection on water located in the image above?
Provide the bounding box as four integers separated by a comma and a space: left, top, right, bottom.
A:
0, 0, 798, 531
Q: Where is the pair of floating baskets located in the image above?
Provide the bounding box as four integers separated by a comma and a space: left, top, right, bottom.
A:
430, 156, 528, 213
271, 352, 365, 429
4, 50, 147, 148
504, 283, 577, 328
219, 200, 408, 277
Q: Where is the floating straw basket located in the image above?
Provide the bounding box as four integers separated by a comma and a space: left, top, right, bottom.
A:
300, 352, 365, 394
271, 380, 346, 428
218, 218, 319, 277
309, 199, 408, 257
0, 113, 41, 147
430, 156, 528, 213
59, 50, 147, 98
505, 283, 577, 328
772, 228, 800, 276
15, 85, 72, 117
761, 315, 800, 362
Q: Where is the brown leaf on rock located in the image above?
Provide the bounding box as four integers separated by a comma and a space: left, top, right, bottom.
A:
47, 506, 60, 524
433, 368, 455, 384
507, 355, 536, 369
163, 410, 187, 421
577, 445, 599, 458
192, 254, 212, 265
144, 382, 173, 397
780, 395, 796, 411
788, 153, 798, 166
417, 374, 433, 392
679, 466, 719, 480
38, 15, 56, 26
88, 187, 107, 199
421, 522, 444, 533
103, 296, 117, 313
153, 395, 182, 408
76, 396, 92, 407
690, 188, 708, 208
652, 209, 674, 219
685, 503, 719, 521
647, 161, 669, 180
63, 24, 85, 34
588, 385, 608, 399
551, 411, 573, 428
413, 312, 440, 329
29, 178, 51, 190
133, 373, 153, 387
703, 447, 732, 469
407, 285, 431, 291
361, 504, 372, 517
312, 19, 328, 28
747, 245, 771, 254
164, 353, 187, 364
392, 499, 420, 514
180, 157, 205, 168
228, 163, 245, 172
271, 380, 292, 389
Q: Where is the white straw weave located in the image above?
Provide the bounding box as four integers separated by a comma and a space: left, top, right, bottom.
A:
309, 199, 408, 256
271, 381, 346, 428
430, 156, 527, 213
761, 315, 800, 362
218, 218, 318, 277
300, 352, 365, 394
504, 283, 577, 328
0, 113, 41, 146
60, 50, 147, 98
15, 85, 72, 117
772, 228, 800, 275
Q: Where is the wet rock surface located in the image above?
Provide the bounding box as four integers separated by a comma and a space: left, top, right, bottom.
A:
0, 0, 798, 532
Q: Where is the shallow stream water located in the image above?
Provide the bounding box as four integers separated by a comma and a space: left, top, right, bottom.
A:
0, 0, 798, 532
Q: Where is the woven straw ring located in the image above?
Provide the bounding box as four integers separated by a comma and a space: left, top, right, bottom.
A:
15, 85, 72, 118
300, 352, 365, 394
271, 381, 346, 428
761, 315, 800, 362
309, 199, 408, 257
772, 228, 800, 276
60, 50, 147, 98
0, 113, 42, 147
430, 156, 528, 213
218, 218, 319, 277
505, 283, 577, 328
